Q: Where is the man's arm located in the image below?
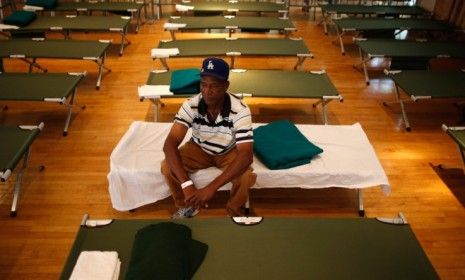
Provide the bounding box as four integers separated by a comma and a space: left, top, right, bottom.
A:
185, 142, 253, 208
163, 122, 190, 184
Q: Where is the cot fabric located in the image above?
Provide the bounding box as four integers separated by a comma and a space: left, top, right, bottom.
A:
9, 15, 130, 32
125, 222, 208, 280
107, 122, 390, 211
168, 16, 295, 31
145, 69, 339, 98
321, 4, 427, 16
334, 18, 454, 32
383, 70, 465, 130
69, 251, 120, 280
389, 70, 465, 98
60, 218, 438, 280
253, 120, 323, 170
0, 125, 41, 177
3, 11, 37, 27
175, 93, 253, 155
51, 2, 143, 12
169, 68, 200, 94
179, 1, 286, 13
0, 39, 110, 59
0, 72, 83, 101
156, 38, 310, 57
356, 40, 465, 58
26, 0, 56, 8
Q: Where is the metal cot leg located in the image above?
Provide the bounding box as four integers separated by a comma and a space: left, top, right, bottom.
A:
96, 58, 103, 90
322, 100, 328, 124
244, 197, 250, 216
63, 88, 76, 136
94, 53, 111, 90
120, 33, 125, 56
136, 11, 141, 33
152, 97, 162, 122
336, 29, 345, 55
312, 98, 328, 124
357, 189, 365, 217
356, 47, 371, 85
230, 56, 236, 69
322, 14, 329, 35
10, 148, 31, 217
143, 0, 148, 21
395, 85, 411, 131
294, 56, 308, 71
160, 58, 170, 70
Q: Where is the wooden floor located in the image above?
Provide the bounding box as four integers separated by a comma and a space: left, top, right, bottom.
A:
1, 7, 465, 279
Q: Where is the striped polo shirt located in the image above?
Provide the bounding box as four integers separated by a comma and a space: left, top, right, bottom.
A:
174, 92, 253, 155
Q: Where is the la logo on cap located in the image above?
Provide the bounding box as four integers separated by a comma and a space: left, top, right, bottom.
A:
207, 60, 214, 70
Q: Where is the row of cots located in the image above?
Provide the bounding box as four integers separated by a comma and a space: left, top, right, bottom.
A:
1, 1, 465, 217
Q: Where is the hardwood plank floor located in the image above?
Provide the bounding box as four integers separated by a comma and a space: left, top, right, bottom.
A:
1, 7, 464, 279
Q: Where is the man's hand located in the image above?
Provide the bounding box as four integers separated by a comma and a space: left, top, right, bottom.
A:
183, 185, 197, 200
185, 187, 216, 209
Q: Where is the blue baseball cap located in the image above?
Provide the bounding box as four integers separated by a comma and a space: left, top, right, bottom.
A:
200, 57, 229, 81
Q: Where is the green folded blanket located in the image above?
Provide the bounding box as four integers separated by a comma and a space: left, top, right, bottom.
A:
170, 68, 201, 94
253, 120, 323, 170
3, 11, 37, 27
125, 222, 208, 280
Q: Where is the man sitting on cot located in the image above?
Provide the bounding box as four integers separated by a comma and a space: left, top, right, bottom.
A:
161, 57, 256, 218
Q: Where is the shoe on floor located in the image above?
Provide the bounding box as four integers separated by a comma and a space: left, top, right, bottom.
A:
171, 207, 199, 219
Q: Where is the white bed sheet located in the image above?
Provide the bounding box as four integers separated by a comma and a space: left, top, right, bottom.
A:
108, 121, 390, 211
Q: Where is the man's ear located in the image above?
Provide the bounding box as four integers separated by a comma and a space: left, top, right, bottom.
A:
224, 80, 230, 90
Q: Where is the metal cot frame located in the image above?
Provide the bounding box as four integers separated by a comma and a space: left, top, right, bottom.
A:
174, 0, 289, 18
0, 15, 131, 56
0, 38, 112, 89
139, 69, 343, 124
39, 1, 145, 32
0, 72, 86, 135
333, 18, 454, 55
319, 4, 428, 35
0, 122, 44, 217
164, 15, 296, 40
384, 69, 465, 131
353, 39, 465, 85
59, 215, 440, 279
442, 124, 465, 173
151, 37, 313, 71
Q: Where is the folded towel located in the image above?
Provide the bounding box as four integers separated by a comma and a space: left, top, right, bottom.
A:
0, 23, 19, 30
138, 85, 173, 98
3, 11, 37, 27
125, 222, 208, 280
151, 48, 180, 58
253, 120, 323, 170
69, 251, 120, 280
22, 5, 43, 11
170, 68, 200, 94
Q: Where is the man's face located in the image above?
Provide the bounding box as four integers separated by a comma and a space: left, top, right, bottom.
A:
200, 76, 229, 106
